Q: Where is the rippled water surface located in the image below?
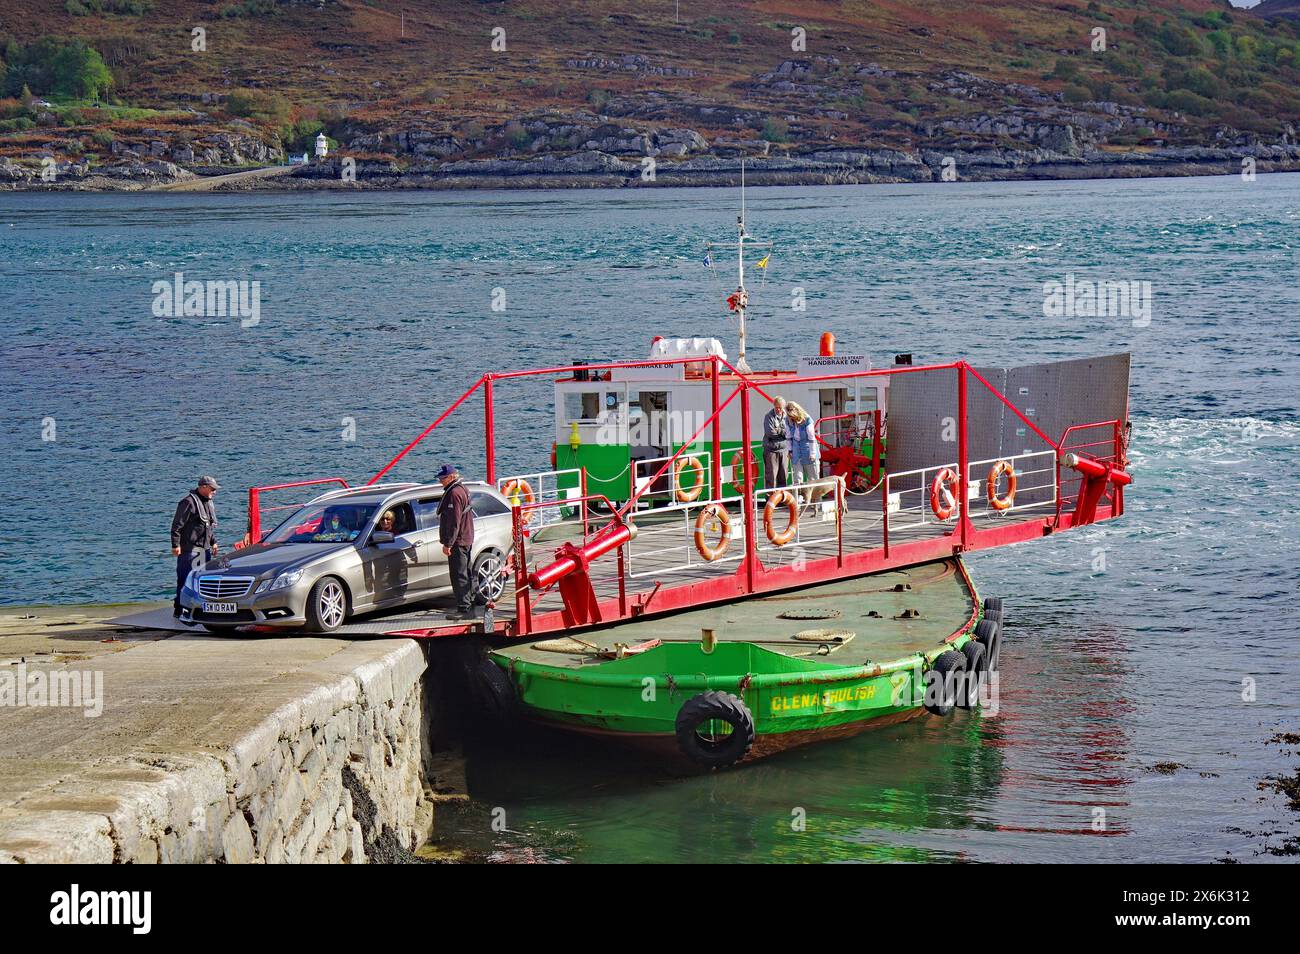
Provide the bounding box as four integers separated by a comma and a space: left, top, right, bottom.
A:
2, 176, 1298, 862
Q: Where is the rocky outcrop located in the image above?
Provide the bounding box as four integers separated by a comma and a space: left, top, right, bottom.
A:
566, 53, 696, 77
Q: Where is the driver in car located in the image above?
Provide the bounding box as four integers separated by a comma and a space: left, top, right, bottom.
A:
317, 510, 352, 542
376, 510, 396, 535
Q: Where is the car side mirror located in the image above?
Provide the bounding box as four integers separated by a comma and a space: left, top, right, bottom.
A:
370, 530, 395, 545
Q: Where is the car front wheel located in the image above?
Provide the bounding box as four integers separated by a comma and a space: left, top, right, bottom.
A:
305, 576, 349, 633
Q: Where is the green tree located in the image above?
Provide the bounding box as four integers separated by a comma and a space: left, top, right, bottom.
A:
760, 117, 789, 142
49, 41, 113, 100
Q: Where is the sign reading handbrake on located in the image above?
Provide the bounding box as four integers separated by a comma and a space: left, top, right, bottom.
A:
797, 354, 870, 375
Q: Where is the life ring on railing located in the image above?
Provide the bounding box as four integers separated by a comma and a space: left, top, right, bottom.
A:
674, 456, 704, 503
930, 468, 960, 521
501, 478, 537, 524
986, 460, 1017, 511
693, 503, 732, 562
729, 450, 753, 495
763, 490, 799, 546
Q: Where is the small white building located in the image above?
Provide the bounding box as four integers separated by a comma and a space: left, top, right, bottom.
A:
314, 132, 328, 160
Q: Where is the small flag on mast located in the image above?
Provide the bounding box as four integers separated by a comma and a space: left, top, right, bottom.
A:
703, 249, 713, 268
755, 253, 771, 269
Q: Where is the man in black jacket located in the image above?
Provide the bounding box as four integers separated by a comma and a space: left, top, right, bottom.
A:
171, 475, 220, 616
435, 464, 476, 620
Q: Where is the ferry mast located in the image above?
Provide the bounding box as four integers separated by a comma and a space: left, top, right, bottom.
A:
715, 161, 769, 375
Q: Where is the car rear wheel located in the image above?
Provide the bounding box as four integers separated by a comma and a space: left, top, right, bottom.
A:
305, 576, 348, 633
472, 548, 507, 604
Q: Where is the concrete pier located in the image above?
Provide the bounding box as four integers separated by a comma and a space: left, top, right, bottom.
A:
0, 605, 438, 863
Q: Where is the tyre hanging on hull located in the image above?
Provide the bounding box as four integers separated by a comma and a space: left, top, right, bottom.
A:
674, 691, 756, 769
958, 639, 987, 709
975, 611, 1003, 672
470, 658, 519, 724
924, 650, 968, 717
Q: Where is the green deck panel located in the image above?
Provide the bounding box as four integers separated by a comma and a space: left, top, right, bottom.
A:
492, 558, 981, 737
558, 440, 765, 502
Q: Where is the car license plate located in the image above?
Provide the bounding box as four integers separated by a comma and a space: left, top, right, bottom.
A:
202, 601, 237, 614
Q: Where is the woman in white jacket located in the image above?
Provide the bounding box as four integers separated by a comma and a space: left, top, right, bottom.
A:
786, 402, 820, 488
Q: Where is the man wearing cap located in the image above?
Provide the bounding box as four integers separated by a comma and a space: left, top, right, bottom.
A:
435, 464, 476, 620
171, 476, 220, 617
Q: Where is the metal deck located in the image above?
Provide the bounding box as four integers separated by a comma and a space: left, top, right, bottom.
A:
496, 558, 976, 672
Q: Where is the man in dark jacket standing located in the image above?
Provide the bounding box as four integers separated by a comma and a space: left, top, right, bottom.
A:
762, 396, 791, 489
435, 464, 476, 620
171, 475, 220, 616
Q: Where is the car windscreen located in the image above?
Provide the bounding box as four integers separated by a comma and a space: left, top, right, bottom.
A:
264, 501, 380, 544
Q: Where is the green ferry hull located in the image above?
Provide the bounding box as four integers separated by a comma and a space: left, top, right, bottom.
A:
491, 558, 992, 766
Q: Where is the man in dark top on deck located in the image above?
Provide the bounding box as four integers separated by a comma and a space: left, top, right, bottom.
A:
171, 475, 220, 617
436, 464, 476, 620
762, 396, 791, 489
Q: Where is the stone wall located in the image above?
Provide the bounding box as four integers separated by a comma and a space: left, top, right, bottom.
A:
0, 639, 434, 864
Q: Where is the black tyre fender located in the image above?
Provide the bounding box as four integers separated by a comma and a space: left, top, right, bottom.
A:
982, 596, 1003, 614
471, 547, 508, 605
974, 618, 1001, 672
958, 640, 987, 709
304, 575, 349, 633
924, 650, 967, 717
674, 691, 756, 769
471, 657, 519, 723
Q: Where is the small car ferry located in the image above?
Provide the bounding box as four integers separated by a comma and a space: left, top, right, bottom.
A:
219, 196, 1132, 769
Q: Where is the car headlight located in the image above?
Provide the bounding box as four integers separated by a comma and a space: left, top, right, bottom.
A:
269, 569, 304, 592
254, 580, 270, 594
185, 569, 199, 591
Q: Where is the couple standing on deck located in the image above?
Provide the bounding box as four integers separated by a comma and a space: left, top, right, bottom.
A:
762, 396, 819, 490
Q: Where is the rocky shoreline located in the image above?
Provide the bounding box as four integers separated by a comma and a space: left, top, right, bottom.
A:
5, 142, 1299, 193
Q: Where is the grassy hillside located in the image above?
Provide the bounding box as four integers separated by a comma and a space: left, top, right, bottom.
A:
1, 0, 1298, 172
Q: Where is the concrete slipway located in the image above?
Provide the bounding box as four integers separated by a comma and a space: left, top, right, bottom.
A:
0, 604, 456, 863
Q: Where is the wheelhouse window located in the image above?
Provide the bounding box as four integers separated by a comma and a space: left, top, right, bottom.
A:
564, 390, 618, 422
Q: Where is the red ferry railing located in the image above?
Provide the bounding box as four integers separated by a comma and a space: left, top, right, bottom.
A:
241, 354, 1129, 639
1056, 420, 1124, 524
246, 477, 351, 545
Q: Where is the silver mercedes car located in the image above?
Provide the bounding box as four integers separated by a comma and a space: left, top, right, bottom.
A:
178, 481, 514, 633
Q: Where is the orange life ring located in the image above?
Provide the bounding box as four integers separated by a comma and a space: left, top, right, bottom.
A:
763, 490, 799, 546
501, 478, 537, 524
674, 456, 704, 503
729, 450, 754, 494
930, 468, 960, 521
986, 460, 1017, 511
693, 504, 732, 561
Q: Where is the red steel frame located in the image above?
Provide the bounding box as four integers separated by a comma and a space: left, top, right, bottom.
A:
246, 477, 351, 545
243, 354, 1130, 639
